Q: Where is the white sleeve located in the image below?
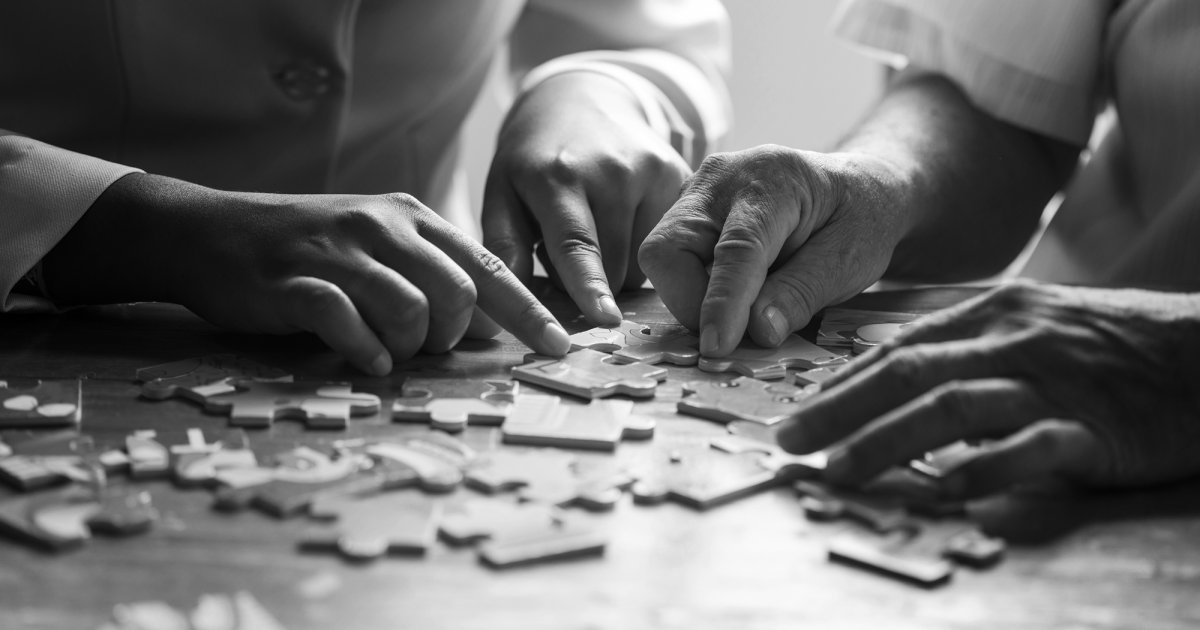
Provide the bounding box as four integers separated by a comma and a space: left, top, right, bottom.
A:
513, 0, 732, 167
0, 131, 141, 311
833, 0, 1114, 145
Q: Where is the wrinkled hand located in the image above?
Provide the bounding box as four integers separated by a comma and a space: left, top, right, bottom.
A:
44, 174, 571, 375
777, 281, 1200, 499
483, 72, 691, 325
639, 145, 909, 356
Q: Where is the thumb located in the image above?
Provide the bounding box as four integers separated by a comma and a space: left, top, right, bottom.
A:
748, 220, 885, 347
481, 170, 537, 283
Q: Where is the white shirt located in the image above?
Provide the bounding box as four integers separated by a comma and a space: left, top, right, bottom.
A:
835, 0, 1200, 290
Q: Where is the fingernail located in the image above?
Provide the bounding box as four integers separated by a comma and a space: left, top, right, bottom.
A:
763, 305, 788, 346
539, 321, 572, 356
596, 295, 622, 324
825, 449, 854, 481
700, 324, 721, 355
369, 351, 392, 376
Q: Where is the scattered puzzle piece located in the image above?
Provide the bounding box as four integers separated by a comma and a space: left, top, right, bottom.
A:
211, 447, 372, 516
631, 443, 790, 510
792, 480, 911, 532
438, 498, 607, 568
466, 449, 577, 496
697, 335, 847, 380
202, 379, 381, 429
501, 395, 654, 451
0, 378, 80, 427
0, 487, 157, 551
827, 529, 954, 588
0, 432, 128, 491
392, 378, 517, 432
103, 591, 286, 630
942, 529, 1005, 568
171, 428, 257, 487
301, 492, 441, 561
569, 320, 700, 366
126, 431, 170, 479
817, 308, 922, 347
512, 349, 667, 399
137, 354, 292, 402
678, 377, 815, 425
708, 433, 828, 478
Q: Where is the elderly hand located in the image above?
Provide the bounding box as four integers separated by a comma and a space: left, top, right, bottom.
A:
42, 174, 571, 375
482, 72, 692, 325
638, 145, 911, 356
777, 281, 1200, 499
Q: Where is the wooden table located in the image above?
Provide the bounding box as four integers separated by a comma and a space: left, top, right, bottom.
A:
2, 284, 1198, 630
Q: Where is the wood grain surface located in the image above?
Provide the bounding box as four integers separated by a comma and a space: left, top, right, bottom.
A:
2, 283, 1198, 630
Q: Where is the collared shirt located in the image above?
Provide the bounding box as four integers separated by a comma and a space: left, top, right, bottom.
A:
0, 0, 731, 310
835, 0, 1200, 289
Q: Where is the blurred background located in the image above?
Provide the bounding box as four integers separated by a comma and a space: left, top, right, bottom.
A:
462, 0, 882, 217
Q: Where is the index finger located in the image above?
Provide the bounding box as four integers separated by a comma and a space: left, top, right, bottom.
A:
417, 214, 570, 356
776, 338, 1007, 454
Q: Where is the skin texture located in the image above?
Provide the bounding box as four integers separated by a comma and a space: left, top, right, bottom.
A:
778, 281, 1200, 498
639, 71, 1080, 356
483, 72, 691, 326
41, 174, 571, 376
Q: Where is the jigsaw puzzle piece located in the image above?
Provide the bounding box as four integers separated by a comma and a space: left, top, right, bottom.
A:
792, 480, 911, 532
631, 443, 786, 510
438, 498, 607, 568
817, 308, 922, 348
708, 433, 828, 479
0, 432, 128, 491
171, 429, 257, 486
301, 492, 441, 561
466, 449, 577, 496
392, 378, 517, 432
501, 395, 654, 451
678, 377, 815, 426
0, 378, 81, 427
137, 354, 292, 402
697, 335, 848, 380
516, 458, 638, 511
126, 431, 171, 479
827, 529, 954, 588
202, 380, 381, 429
0, 487, 157, 550
942, 528, 1006, 568
512, 349, 667, 399
570, 320, 700, 366
210, 447, 371, 516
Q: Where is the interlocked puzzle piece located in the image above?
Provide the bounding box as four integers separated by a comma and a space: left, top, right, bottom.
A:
300, 492, 441, 561
501, 395, 655, 451
792, 480, 911, 532
466, 449, 629, 510
631, 442, 795, 510
211, 446, 376, 517
0, 432, 128, 491
512, 349, 667, 399
170, 428, 257, 486
0, 378, 80, 427
439, 498, 607, 568
201, 379, 381, 429
817, 308, 922, 347
0, 487, 158, 551
392, 378, 518, 432
852, 322, 912, 355
678, 376, 816, 425
569, 320, 701, 366
697, 335, 848, 380
827, 529, 954, 588
137, 354, 292, 402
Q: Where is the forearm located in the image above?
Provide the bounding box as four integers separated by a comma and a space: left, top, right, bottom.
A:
837, 71, 1082, 283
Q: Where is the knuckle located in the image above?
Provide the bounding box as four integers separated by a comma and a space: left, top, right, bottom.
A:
544, 151, 585, 186
293, 281, 346, 316
556, 227, 603, 259
382, 192, 422, 210
926, 380, 975, 426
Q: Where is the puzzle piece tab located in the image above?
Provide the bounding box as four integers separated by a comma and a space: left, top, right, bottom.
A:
137, 354, 292, 402
438, 498, 607, 568
0, 378, 80, 427
0, 487, 158, 550
512, 349, 667, 399
827, 530, 954, 588
392, 378, 517, 432
301, 493, 441, 561
202, 379, 381, 429
501, 395, 655, 451
631, 443, 789, 510
817, 308, 922, 347
569, 320, 700, 366
698, 335, 848, 380
678, 377, 815, 425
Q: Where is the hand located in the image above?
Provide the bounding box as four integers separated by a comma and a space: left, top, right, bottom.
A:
777, 281, 1200, 499
638, 145, 911, 356
482, 72, 691, 325
42, 174, 571, 375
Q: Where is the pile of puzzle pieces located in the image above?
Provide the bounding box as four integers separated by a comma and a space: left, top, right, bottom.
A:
0, 312, 1008, 584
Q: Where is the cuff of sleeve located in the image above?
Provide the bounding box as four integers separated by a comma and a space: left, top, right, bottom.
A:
833, 0, 1097, 145
0, 135, 142, 312
521, 50, 730, 167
